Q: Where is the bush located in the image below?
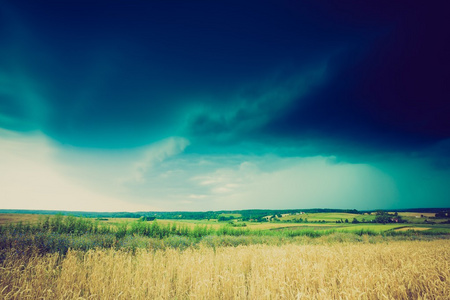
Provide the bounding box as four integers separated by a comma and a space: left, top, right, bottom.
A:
164, 236, 193, 250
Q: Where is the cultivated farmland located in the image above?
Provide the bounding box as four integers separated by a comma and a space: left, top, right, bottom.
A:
1, 212, 449, 299
1, 240, 449, 299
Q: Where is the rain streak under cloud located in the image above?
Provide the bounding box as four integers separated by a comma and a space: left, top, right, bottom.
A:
0, 1, 449, 211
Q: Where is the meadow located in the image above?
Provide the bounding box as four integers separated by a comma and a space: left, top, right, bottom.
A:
1, 213, 449, 299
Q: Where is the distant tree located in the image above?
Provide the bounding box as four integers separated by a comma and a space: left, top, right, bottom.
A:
256, 216, 267, 222
345, 219, 349, 223
352, 218, 359, 224
375, 211, 391, 224
435, 211, 449, 218
396, 215, 405, 223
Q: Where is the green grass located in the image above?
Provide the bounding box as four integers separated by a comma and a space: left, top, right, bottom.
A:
270, 225, 346, 231
422, 224, 450, 234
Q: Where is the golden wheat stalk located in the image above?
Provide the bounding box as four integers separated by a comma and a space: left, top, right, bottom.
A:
1, 240, 449, 299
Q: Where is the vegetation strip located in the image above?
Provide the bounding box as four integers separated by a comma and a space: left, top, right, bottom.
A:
1, 214, 449, 255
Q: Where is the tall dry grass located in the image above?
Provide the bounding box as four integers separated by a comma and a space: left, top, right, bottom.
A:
1, 240, 449, 299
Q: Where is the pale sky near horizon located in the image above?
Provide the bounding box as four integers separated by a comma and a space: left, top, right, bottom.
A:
1, 1, 449, 212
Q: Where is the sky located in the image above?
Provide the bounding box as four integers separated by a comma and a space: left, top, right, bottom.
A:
0, 1, 449, 212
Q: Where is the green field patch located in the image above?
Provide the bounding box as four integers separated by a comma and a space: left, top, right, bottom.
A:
424, 225, 450, 234
336, 224, 403, 232
270, 225, 346, 231
280, 212, 376, 223
218, 213, 242, 218
245, 222, 313, 230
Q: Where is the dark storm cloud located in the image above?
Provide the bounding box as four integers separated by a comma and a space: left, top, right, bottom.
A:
1, 1, 448, 154
1, 1, 360, 147
265, 2, 450, 154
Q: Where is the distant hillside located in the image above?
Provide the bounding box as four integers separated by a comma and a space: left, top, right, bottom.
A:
0, 209, 139, 219
1, 208, 448, 220
0, 208, 360, 220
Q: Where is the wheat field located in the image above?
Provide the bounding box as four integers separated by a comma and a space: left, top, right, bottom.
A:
1, 240, 448, 299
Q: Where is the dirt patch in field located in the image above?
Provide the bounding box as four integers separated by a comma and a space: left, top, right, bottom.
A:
395, 227, 431, 231
397, 212, 435, 218
0, 214, 42, 225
